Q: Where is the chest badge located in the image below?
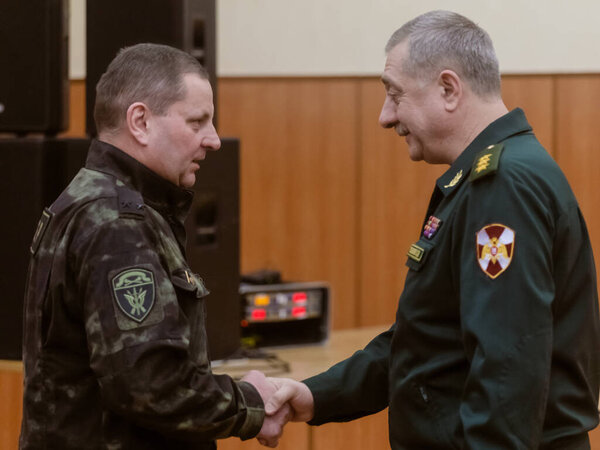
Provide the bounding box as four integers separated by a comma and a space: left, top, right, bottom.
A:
423, 215, 443, 239
111, 268, 155, 322
476, 224, 515, 279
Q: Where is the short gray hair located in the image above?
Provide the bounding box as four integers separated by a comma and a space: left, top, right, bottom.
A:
94, 43, 209, 134
385, 10, 501, 97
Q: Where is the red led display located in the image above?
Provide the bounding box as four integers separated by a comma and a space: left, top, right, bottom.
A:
292, 292, 307, 303
251, 309, 267, 320
292, 306, 307, 318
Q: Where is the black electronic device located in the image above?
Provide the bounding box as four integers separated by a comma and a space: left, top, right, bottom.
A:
0, 0, 69, 134
0, 137, 90, 359
185, 138, 241, 361
86, 0, 217, 136
239, 282, 330, 348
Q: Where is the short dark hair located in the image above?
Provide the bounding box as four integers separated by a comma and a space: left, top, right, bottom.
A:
94, 43, 209, 134
386, 10, 501, 97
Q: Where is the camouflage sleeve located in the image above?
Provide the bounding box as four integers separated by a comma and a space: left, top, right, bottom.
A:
70, 202, 264, 441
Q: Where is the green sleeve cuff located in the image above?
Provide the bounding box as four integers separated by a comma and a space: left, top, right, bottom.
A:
235, 381, 265, 440
303, 375, 333, 425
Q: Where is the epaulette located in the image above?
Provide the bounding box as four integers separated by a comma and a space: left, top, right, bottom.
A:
116, 185, 145, 219
469, 143, 504, 182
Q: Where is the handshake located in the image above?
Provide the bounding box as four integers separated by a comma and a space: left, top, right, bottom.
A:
242, 370, 315, 448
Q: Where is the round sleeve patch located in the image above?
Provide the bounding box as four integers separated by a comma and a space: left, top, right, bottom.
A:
476, 224, 515, 279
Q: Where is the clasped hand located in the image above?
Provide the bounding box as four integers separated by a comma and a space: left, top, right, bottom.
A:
241, 370, 314, 448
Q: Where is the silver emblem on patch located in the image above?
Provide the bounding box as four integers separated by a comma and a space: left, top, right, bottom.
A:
111, 268, 155, 323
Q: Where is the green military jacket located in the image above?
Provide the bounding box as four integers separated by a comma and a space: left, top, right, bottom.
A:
305, 109, 600, 449
20, 140, 264, 449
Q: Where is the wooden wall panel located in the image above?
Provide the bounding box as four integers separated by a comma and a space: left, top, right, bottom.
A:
501, 75, 554, 155
312, 410, 389, 450
0, 362, 23, 450
555, 75, 600, 296
219, 422, 309, 450
358, 78, 444, 326
59, 79, 86, 138
218, 78, 361, 329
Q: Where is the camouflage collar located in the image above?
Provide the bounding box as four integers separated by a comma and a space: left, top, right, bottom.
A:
85, 139, 194, 224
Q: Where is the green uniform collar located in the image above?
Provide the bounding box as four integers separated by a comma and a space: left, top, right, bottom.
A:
436, 108, 532, 196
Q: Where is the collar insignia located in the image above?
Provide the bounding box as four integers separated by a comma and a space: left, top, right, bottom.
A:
476, 223, 515, 279
423, 215, 443, 239
111, 268, 155, 322
443, 170, 463, 188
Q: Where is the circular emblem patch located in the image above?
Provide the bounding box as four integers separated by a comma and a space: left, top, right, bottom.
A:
111, 268, 155, 322
476, 224, 515, 279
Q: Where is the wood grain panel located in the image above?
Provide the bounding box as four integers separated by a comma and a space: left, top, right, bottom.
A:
591, 425, 600, 449
312, 409, 389, 450
0, 363, 23, 450
501, 75, 554, 155
218, 78, 361, 329
554, 75, 600, 293
219, 422, 309, 450
60, 79, 86, 138
358, 78, 444, 326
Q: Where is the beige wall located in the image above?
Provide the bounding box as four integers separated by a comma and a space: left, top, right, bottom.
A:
70, 0, 600, 78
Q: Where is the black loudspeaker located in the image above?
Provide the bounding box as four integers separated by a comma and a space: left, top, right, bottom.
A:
186, 138, 241, 361
0, 138, 90, 359
86, 0, 217, 136
0, 0, 69, 134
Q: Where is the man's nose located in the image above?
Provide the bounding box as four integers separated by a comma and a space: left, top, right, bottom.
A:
378, 97, 397, 129
204, 124, 221, 151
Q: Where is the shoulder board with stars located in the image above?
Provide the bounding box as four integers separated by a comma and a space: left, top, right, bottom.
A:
469, 143, 504, 182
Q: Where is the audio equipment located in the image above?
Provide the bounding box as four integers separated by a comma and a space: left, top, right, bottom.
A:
0, 138, 89, 359
0, 0, 69, 134
240, 282, 330, 348
185, 138, 241, 360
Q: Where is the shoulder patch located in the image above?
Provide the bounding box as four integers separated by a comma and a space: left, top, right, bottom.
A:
476, 223, 515, 279
111, 268, 156, 323
469, 143, 504, 182
116, 185, 145, 219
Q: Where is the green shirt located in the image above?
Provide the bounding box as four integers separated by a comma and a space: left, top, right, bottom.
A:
305, 109, 600, 449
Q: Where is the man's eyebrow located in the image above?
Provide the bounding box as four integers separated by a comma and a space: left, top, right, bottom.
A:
187, 112, 210, 122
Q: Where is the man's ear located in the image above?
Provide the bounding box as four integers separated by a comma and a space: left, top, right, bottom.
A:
438, 70, 462, 112
126, 102, 151, 145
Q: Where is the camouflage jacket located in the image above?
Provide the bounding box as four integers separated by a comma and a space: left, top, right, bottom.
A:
20, 139, 264, 449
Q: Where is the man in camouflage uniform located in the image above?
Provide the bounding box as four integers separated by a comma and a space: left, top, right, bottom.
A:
264, 11, 600, 449
20, 43, 286, 449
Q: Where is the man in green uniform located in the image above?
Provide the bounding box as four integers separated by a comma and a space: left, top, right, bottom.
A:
263, 10, 600, 449
20, 43, 287, 449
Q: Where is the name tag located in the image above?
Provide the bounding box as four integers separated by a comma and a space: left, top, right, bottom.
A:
406, 240, 433, 272
407, 244, 425, 262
